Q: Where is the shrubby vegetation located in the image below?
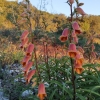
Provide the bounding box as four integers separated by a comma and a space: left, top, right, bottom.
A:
0, 0, 100, 65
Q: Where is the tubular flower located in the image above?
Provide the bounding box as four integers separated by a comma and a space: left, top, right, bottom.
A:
25, 69, 36, 84
72, 21, 82, 34
75, 52, 84, 65
26, 43, 34, 56
76, 7, 87, 15
21, 56, 31, 67
59, 28, 69, 42
62, 28, 69, 36
74, 63, 84, 74
68, 0, 74, 4
20, 30, 29, 41
24, 61, 33, 76
59, 36, 68, 42
19, 37, 29, 49
37, 83, 47, 100
68, 43, 77, 58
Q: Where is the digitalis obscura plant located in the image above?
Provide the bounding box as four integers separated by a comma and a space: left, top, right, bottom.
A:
19, 0, 46, 100
59, 0, 86, 99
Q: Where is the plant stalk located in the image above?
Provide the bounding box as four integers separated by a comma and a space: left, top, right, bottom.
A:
45, 43, 51, 80
27, 1, 41, 82
70, 4, 76, 100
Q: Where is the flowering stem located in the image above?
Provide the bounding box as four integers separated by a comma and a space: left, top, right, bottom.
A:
45, 43, 51, 80
70, 58, 76, 100
43, 42, 51, 80
43, 42, 46, 63
34, 47, 41, 82
70, 4, 76, 100
27, 1, 41, 82
54, 45, 57, 60
42, 20, 51, 80
70, 4, 73, 23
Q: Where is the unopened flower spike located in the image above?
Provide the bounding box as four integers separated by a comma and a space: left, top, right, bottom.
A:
68, 0, 74, 4
76, 7, 87, 15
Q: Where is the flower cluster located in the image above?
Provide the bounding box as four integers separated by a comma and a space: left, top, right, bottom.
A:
59, 21, 84, 74
19, 30, 36, 84
59, 0, 87, 74
20, 30, 47, 100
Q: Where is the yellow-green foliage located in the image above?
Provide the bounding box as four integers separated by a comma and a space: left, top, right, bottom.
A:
0, 36, 23, 64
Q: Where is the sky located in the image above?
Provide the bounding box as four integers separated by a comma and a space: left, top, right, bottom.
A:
18, 0, 100, 16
